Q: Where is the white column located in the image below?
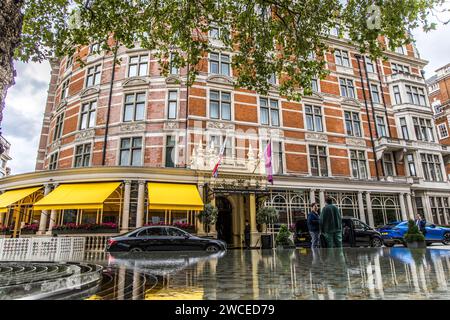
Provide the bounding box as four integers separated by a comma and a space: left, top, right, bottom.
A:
309, 188, 316, 205
38, 184, 52, 235
406, 192, 414, 220
136, 180, 145, 228
422, 194, 432, 222
121, 180, 131, 233
46, 210, 58, 235
398, 193, 408, 221
249, 193, 259, 247
319, 189, 326, 209
358, 191, 366, 223
366, 192, 374, 227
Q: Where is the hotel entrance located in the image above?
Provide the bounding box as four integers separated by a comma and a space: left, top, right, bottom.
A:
215, 197, 233, 245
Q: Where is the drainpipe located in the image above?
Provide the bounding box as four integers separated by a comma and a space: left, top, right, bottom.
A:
102, 42, 118, 165
355, 54, 380, 180
184, 61, 190, 168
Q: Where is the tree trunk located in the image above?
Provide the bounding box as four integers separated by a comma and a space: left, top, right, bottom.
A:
0, 0, 24, 138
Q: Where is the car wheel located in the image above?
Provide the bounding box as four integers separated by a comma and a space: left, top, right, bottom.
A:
442, 233, 450, 245
129, 247, 143, 253
370, 237, 383, 247
205, 244, 220, 252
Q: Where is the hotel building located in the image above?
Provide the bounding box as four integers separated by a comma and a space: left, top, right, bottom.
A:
0, 30, 449, 247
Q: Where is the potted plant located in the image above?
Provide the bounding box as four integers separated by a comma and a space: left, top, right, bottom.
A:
276, 224, 295, 249
197, 203, 218, 237
256, 206, 279, 249
404, 219, 426, 248
53, 222, 119, 234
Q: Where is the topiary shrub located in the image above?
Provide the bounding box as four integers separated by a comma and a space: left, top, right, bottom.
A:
197, 203, 218, 235
256, 206, 279, 234
276, 224, 294, 247
404, 219, 425, 243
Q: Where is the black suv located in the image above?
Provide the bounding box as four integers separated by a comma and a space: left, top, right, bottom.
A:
294, 216, 383, 247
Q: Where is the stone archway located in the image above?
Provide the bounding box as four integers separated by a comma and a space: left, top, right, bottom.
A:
215, 197, 233, 244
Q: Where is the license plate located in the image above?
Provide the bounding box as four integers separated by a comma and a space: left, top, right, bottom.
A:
299, 237, 306, 241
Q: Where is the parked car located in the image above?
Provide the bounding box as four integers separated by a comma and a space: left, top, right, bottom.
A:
294, 216, 383, 247
106, 226, 227, 252
376, 221, 403, 247
379, 221, 450, 246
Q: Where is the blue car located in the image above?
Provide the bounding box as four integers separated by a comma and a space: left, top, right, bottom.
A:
378, 221, 450, 246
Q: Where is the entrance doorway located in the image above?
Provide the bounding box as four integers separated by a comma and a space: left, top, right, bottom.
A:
215, 197, 233, 244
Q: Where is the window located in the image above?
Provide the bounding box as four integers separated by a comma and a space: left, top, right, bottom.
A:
74, 143, 91, 168
420, 153, 443, 181
376, 116, 388, 137
169, 53, 179, 75
209, 135, 232, 158
406, 85, 427, 106
339, 78, 355, 98
66, 55, 74, 69
350, 150, 368, 179
86, 64, 101, 87
165, 136, 176, 167
309, 145, 328, 177
383, 153, 395, 176
124, 93, 145, 122
119, 137, 143, 166
209, 26, 229, 41
413, 117, 434, 142
311, 78, 319, 92
395, 46, 405, 55
53, 113, 64, 140
90, 43, 100, 54
406, 154, 416, 176
393, 85, 402, 104
344, 111, 362, 137
80, 101, 97, 130
429, 197, 450, 225
305, 105, 323, 132
399, 117, 409, 140
370, 84, 380, 103
210, 90, 231, 120
334, 49, 350, 67
391, 63, 410, 74
438, 123, 449, 139
209, 52, 230, 76
262, 140, 283, 174
167, 90, 178, 119
128, 55, 148, 77
268, 73, 277, 85
61, 80, 70, 100
49, 152, 59, 171
259, 97, 280, 126
366, 58, 375, 73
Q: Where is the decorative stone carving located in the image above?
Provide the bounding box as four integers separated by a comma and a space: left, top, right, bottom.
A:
259, 128, 283, 139
120, 123, 145, 132
49, 139, 61, 151
305, 132, 328, 142
80, 86, 100, 98
206, 74, 234, 86
75, 129, 95, 142
165, 75, 181, 85
206, 121, 234, 130
341, 97, 362, 107
164, 122, 179, 130
122, 77, 149, 88
346, 137, 366, 147
56, 99, 67, 111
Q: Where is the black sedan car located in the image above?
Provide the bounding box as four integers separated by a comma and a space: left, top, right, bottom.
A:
106, 226, 227, 252
294, 216, 383, 247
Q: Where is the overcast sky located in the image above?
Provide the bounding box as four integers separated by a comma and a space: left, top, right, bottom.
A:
3, 7, 450, 175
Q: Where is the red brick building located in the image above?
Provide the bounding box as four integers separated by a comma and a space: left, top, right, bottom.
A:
1, 32, 450, 246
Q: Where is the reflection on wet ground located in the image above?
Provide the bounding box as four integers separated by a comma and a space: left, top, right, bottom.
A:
2, 248, 450, 300
85, 248, 450, 300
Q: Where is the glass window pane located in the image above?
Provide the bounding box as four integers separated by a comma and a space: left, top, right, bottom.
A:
135, 102, 145, 120
222, 102, 231, 120
131, 149, 142, 166
210, 101, 219, 118
120, 150, 130, 165
261, 108, 269, 125
124, 104, 134, 122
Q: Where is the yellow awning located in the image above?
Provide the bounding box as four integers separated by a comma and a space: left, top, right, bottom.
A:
0, 186, 42, 213
148, 183, 204, 211
33, 182, 121, 211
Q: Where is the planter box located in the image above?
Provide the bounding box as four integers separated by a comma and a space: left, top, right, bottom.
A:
406, 241, 426, 249
261, 234, 273, 249
53, 228, 119, 235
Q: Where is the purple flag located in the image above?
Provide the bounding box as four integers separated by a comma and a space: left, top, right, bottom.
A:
264, 141, 273, 184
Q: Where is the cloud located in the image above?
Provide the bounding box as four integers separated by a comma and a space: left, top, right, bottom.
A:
3, 61, 51, 174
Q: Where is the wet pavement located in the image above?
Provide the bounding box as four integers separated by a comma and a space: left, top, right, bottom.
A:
2, 248, 450, 300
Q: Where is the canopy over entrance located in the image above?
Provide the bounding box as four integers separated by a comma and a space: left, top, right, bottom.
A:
33, 182, 121, 211
0, 187, 42, 213
147, 183, 204, 211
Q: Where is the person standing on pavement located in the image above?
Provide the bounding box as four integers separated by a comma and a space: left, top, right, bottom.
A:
415, 214, 427, 236
307, 203, 321, 248
244, 220, 251, 249
319, 197, 343, 248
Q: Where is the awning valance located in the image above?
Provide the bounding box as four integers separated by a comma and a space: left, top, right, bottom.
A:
33, 182, 121, 211
0, 187, 42, 213
148, 183, 204, 211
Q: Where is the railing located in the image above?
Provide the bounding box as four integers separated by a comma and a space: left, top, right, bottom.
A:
386, 72, 425, 84
0, 237, 86, 261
